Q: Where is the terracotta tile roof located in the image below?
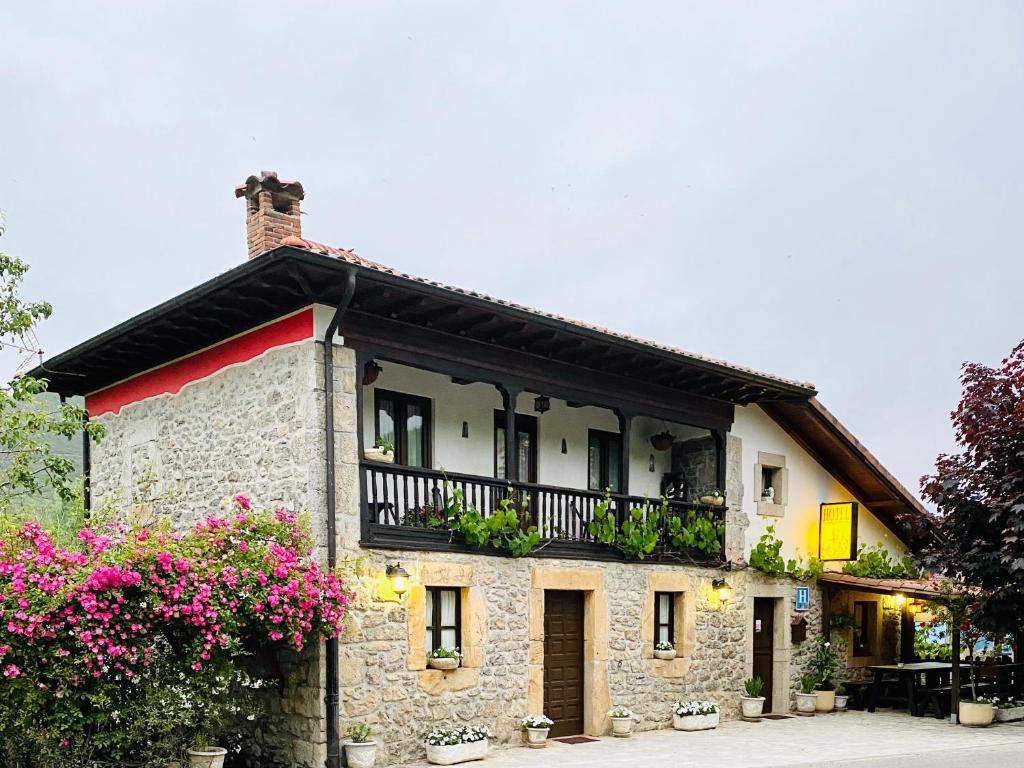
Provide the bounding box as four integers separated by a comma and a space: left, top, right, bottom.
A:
278, 235, 817, 392
818, 573, 947, 599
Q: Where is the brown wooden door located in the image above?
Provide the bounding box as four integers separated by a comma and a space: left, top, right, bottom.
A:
544, 590, 585, 737
752, 598, 775, 713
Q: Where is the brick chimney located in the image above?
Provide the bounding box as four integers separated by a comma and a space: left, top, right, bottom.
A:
235, 171, 305, 259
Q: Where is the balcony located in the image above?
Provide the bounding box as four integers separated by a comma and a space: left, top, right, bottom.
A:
361, 461, 727, 565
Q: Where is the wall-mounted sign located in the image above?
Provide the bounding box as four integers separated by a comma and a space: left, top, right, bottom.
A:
819, 502, 859, 561
795, 586, 810, 612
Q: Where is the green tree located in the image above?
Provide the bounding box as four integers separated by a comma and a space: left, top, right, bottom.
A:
0, 218, 103, 509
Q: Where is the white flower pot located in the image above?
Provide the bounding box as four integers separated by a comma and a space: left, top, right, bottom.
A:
344, 740, 377, 768
525, 728, 549, 748
834, 695, 849, 711
654, 649, 676, 660
364, 448, 394, 463
995, 705, 1024, 723
959, 701, 994, 727
814, 690, 835, 712
610, 717, 634, 737
740, 696, 765, 720
428, 657, 460, 671
672, 712, 719, 731
187, 747, 228, 768
795, 693, 817, 715
426, 739, 489, 765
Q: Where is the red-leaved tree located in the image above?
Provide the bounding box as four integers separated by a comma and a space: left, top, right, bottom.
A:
920, 339, 1024, 634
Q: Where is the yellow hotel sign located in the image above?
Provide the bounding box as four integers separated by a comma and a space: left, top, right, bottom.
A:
818, 502, 859, 561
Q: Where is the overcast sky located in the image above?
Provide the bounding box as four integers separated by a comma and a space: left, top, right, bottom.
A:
4, 2, 1023, 502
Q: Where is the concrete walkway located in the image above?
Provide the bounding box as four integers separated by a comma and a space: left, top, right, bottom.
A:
402, 712, 1024, 768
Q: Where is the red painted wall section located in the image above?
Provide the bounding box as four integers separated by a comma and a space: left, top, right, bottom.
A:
85, 309, 314, 417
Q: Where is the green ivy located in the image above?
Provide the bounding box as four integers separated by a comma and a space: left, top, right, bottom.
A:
667, 510, 724, 555
841, 543, 921, 579
446, 488, 540, 557
748, 525, 786, 576
588, 495, 723, 561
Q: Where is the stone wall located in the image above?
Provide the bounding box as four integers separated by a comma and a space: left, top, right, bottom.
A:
88, 340, 330, 768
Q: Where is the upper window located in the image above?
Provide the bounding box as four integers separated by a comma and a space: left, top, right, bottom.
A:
375, 390, 431, 467
425, 587, 461, 653
655, 591, 675, 646
853, 600, 877, 657
588, 429, 622, 492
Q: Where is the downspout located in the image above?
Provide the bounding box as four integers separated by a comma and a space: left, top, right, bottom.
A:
323, 268, 357, 768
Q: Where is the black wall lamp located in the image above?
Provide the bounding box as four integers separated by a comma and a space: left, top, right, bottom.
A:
386, 562, 410, 596
534, 396, 551, 414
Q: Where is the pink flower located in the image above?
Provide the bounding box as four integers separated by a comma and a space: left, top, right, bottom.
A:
233, 494, 252, 511
3, 664, 20, 678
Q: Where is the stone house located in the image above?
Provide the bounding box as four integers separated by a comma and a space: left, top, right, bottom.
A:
34, 172, 932, 767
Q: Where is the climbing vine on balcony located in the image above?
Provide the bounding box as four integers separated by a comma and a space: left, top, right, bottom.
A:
841, 542, 920, 579
445, 487, 541, 557
587, 494, 725, 561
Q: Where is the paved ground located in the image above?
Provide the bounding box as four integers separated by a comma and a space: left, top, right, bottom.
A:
402, 711, 1024, 767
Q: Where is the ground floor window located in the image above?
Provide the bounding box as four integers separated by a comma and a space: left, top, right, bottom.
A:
655, 591, 675, 646
425, 586, 461, 653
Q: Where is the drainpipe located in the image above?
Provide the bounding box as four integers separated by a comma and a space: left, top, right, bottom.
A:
324, 268, 357, 768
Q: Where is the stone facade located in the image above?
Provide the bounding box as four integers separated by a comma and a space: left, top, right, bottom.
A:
85, 337, 877, 768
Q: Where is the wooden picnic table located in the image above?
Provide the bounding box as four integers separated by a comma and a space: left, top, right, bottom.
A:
866, 662, 952, 715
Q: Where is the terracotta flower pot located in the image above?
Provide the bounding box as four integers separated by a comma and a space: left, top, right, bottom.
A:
699, 495, 725, 506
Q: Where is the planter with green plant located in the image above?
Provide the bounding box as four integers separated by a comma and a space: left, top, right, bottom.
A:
740, 677, 766, 720
654, 641, 676, 660
521, 715, 554, 748
187, 735, 228, 768
834, 684, 849, 711
607, 706, 637, 737
672, 700, 720, 731
365, 436, 395, 463
427, 647, 462, 671
425, 725, 491, 765
698, 488, 725, 506
994, 698, 1024, 723
343, 724, 378, 768
808, 638, 839, 712
795, 674, 818, 715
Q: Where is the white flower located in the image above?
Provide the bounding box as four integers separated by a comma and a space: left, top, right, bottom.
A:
673, 700, 720, 717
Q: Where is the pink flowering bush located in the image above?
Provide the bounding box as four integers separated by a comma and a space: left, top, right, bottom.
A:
0, 497, 348, 765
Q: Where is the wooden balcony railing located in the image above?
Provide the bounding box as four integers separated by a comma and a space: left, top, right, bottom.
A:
361, 461, 726, 564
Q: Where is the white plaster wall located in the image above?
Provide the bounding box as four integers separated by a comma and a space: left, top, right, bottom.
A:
360, 361, 701, 497
732, 404, 907, 568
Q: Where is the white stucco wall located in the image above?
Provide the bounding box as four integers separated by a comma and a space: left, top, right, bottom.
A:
360, 361, 704, 498
732, 404, 907, 568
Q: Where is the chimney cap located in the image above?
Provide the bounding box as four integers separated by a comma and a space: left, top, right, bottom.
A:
235, 171, 304, 202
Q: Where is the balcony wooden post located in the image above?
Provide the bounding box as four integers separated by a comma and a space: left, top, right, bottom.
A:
497, 384, 521, 482
616, 410, 632, 496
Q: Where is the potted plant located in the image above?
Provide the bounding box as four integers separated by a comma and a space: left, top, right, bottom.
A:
607, 706, 636, 737
960, 695, 995, 727
672, 700, 720, 731
834, 684, 849, 711
364, 436, 395, 463
740, 677, 766, 720
425, 725, 491, 765
343, 723, 378, 768
699, 488, 725, 506
650, 431, 676, 451
654, 641, 676, 660
809, 638, 839, 712
427, 647, 462, 670
187, 736, 228, 768
795, 674, 818, 715
521, 714, 554, 748
994, 698, 1024, 723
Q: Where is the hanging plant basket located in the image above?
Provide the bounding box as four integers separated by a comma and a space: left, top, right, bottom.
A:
650, 431, 676, 451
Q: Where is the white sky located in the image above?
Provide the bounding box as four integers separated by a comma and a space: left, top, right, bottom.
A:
3, 2, 1023, 503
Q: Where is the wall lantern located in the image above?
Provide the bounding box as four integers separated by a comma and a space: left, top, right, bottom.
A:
895, 592, 906, 608
386, 562, 410, 596
534, 396, 551, 414
908, 599, 920, 615
712, 578, 732, 603
362, 360, 383, 386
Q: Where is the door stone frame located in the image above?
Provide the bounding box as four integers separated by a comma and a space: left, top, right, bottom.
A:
528, 567, 610, 736
745, 581, 791, 713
